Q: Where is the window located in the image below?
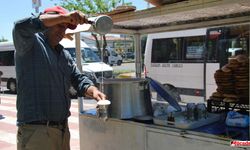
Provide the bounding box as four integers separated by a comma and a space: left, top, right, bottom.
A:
205, 24, 249, 67
0, 51, 14, 66
206, 28, 224, 63
226, 25, 249, 57
151, 36, 205, 63
151, 38, 182, 63
65, 48, 101, 63
184, 36, 205, 60
150, 25, 249, 65
83, 48, 100, 62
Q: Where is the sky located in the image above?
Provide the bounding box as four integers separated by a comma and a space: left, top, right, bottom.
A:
0, 0, 151, 41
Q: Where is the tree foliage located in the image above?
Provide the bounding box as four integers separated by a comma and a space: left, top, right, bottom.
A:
0, 36, 8, 42
51, 0, 133, 14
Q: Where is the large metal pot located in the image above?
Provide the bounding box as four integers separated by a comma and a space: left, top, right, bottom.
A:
100, 78, 153, 119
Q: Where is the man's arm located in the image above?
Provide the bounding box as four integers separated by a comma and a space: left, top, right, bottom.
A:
12, 15, 46, 55
13, 11, 87, 55
39, 11, 87, 28
64, 50, 106, 101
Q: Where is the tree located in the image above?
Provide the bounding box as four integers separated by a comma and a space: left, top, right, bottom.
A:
51, 0, 132, 14
0, 36, 8, 42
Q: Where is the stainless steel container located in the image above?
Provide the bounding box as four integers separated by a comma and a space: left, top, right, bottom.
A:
100, 78, 153, 119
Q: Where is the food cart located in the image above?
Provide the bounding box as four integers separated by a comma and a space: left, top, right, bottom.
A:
78, 113, 248, 150
69, 0, 249, 149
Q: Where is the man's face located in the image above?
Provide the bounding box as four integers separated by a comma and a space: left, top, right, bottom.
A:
47, 23, 68, 47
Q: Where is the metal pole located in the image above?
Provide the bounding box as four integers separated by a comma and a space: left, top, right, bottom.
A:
75, 33, 83, 72
35, 7, 39, 13
75, 33, 84, 113
134, 33, 142, 78
32, 0, 41, 14
147, 2, 150, 9
100, 35, 104, 92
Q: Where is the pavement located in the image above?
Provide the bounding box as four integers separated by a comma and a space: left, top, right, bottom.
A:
0, 93, 96, 150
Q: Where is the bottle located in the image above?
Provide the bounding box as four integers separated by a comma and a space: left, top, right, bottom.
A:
167, 112, 175, 125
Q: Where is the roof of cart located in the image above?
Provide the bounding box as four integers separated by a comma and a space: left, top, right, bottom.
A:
107, 0, 250, 34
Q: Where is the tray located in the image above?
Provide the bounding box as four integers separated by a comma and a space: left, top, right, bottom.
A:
153, 112, 222, 129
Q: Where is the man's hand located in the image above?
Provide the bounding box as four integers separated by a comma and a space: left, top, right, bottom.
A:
85, 86, 106, 101
66, 11, 88, 26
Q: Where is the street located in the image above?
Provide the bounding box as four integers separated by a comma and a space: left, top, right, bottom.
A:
112, 62, 135, 73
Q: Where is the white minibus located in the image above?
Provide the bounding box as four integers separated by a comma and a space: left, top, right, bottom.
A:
144, 24, 249, 103
0, 41, 16, 93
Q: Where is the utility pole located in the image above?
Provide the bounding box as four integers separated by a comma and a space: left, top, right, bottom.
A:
147, 2, 150, 9
32, 0, 41, 14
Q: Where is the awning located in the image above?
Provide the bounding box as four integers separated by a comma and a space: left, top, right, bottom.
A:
109, 0, 250, 34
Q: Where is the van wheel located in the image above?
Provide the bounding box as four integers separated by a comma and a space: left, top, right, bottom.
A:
8, 79, 16, 94
117, 60, 122, 66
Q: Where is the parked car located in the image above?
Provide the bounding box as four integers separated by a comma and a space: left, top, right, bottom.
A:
92, 48, 123, 66
124, 52, 135, 59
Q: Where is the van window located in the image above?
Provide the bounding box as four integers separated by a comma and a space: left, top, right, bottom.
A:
151, 36, 205, 63
111, 51, 118, 56
206, 24, 249, 66
65, 48, 100, 63
82, 48, 100, 62
0, 51, 14, 66
184, 36, 205, 60
226, 26, 249, 56
151, 38, 182, 63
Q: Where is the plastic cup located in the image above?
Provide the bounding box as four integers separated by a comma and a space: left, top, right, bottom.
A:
96, 100, 111, 121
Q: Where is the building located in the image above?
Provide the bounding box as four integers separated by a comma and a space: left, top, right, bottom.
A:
81, 34, 134, 54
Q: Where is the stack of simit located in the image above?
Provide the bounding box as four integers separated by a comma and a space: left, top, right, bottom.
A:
210, 54, 249, 104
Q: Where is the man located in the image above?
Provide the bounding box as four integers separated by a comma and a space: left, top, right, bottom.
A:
13, 6, 106, 150
103, 48, 109, 64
